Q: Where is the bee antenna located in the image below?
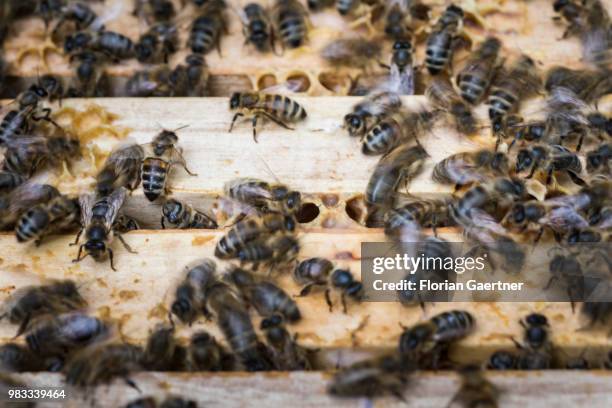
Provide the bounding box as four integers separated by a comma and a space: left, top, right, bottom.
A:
172, 124, 190, 132
257, 155, 281, 184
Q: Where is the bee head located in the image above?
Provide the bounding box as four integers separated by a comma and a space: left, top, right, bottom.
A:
331, 269, 354, 289
84, 240, 106, 259
229, 93, 241, 109
398, 323, 433, 353
516, 149, 533, 172
344, 113, 365, 136
284, 191, 301, 213
524, 203, 545, 222
162, 199, 182, 223
488, 351, 516, 369
510, 203, 526, 224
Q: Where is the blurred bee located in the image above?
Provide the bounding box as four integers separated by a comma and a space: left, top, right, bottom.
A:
426, 78, 476, 135
96, 143, 145, 197
0, 171, 26, 195
215, 212, 296, 259
15, 194, 80, 244
545, 66, 611, 103
510, 313, 553, 369
384, 0, 430, 40
260, 314, 313, 370
64, 29, 135, 61
425, 4, 466, 75
125, 65, 173, 97
170, 259, 217, 325
0, 342, 60, 372
68, 50, 109, 97
295, 262, 362, 313
142, 323, 185, 371
161, 199, 218, 229
399, 310, 475, 368
136, 22, 179, 63
0, 280, 86, 337
185, 330, 235, 371
64, 342, 144, 388
38, 74, 65, 102
204, 280, 274, 371
327, 353, 414, 399
321, 38, 381, 70
73, 187, 132, 271
228, 92, 307, 142
0, 109, 30, 147
133, 0, 176, 24
488, 55, 541, 135
456, 36, 502, 105
448, 365, 499, 408
114, 214, 141, 234
545, 251, 586, 310
271, 0, 309, 50
168, 54, 210, 97
141, 127, 196, 202
188, 0, 228, 55
25, 313, 108, 356
307, 0, 334, 11
515, 144, 584, 185
0, 183, 61, 230
432, 149, 509, 188
225, 266, 301, 322
383, 38, 416, 95
362, 107, 437, 156
239, 3, 273, 52
586, 143, 611, 174
224, 177, 302, 214
35, 0, 64, 28
236, 233, 300, 272
3, 133, 80, 177
384, 199, 452, 242
293, 257, 334, 295
343, 91, 402, 138
52, 2, 98, 37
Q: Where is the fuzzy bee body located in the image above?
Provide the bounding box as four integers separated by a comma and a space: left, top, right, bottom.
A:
64, 30, 135, 60
272, 0, 308, 49
15, 195, 80, 243
0, 171, 25, 195
237, 234, 300, 270
162, 199, 217, 229
242, 3, 273, 52
344, 91, 403, 138
136, 22, 179, 63
0, 110, 30, 147
432, 149, 509, 187
171, 259, 217, 324
426, 78, 476, 134
189, 0, 227, 55
96, 143, 145, 197
425, 5, 464, 75
224, 177, 302, 214
261, 314, 312, 370
456, 36, 502, 104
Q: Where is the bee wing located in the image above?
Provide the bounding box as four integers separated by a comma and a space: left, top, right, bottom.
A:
468, 208, 508, 236
544, 192, 591, 210
540, 206, 590, 231
582, 28, 611, 69
105, 143, 145, 169
78, 193, 96, 228
388, 63, 415, 95
259, 79, 306, 95
546, 87, 590, 125
103, 187, 128, 229
223, 177, 273, 201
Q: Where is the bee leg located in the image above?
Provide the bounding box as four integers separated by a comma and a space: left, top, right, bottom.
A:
228, 113, 244, 133
161, 217, 166, 229
324, 289, 333, 312
526, 163, 538, 179
116, 234, 137, 254
174, 150, 197, 176
297, 283, 314, 297
567, 171, 587, 187
123, 377, 141, 393
72, 244, 86, 262
545, 166, 554, 185
252, 115, 259, 143
14, 314, 32, 338
543, 276, 556, 290
108, 248, 117, 271
341, 293, 348, 314
576, 133, 585, 152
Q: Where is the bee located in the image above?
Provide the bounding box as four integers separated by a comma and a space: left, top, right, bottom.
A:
0, 183, 61, 230
96, 143, 145, 197
64, 29, 135, 61
35, 0, 64, 28
0, 342, 54, 372
344, 91, 402, 138
142, 323, 186, 371
188, 0, 228, 55
0, 109, 33, 147
168, 54, 210, 97
170, 259, 217, 325
384, 1, 417, 40
114, 214, 141, 234
224, 177, 302, 215
426, 78, 476, 135
0, 280, 87, 337
260, 314, 313, 370
63, 342, 144, 388
0, 171, 25, 195
204, 280, 274, 371
456, 36, 502, 105
293, 257, 334, 294
38, 74, 65, 103
161, 199, 217, 230
581, 282, 612, 327
432, 149, 509, 188
228, 92, 307, 142
448, 365, 499, 408
225, 266, 301, 322
362, 108, 437, 156
135, 22, 179, 64
125, 65, 173, 97
545, 66, 611, 103
68, 50, 109, 97
185, 330, 235, 371
365, 144, 429, 209
488, 55, 541, 134
215, 212, 296, 259
25, 313, 108, 356
545, 251, 586, 310
141, 128, 196, 202
586, 143, 611, 174
133, 0, 176, 23
384, 198, 452, 242
511, 313, 553, 369
296, 265, 362, 313
425, 4, 465, 75
236, 234, 300, 272
516, 144, 584, 185
399, 310, 475, 368
327, 353, 414, 399
271, 0, 308, 50
52, 2, 98, 37
2, 133, 80, 177
307, 0, 334, 11
73, 188, 133, 271
240, 3, 273, 52
487, 350, 518, 370
15, 194, 80, 244
321, 38, 381, 70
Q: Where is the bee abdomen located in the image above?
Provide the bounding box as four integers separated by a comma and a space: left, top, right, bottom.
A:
362, 120, 400, 156
192, 212, 218, 229
190, 16, 220, 54
264, 95, 306, 123
487, 88, 517, 117
458, 73, 489, 105
238, 242, 273, 262
142, 158, 168, 202
432, 310, 474, 341
277, 11, 307, 48
15, 208, 49, 242
425, 31, 452, 75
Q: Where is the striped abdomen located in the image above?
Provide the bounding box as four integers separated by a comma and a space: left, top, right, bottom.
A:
551, 146, 582, 173
276, 7, 307, 48
362, 118, 402, 156
425, 29, 453, 75
261, 94, 307, 123
431, 310, 474, 342
142, 157, 169, 201
226, 179, 271, 208
487, 83, 519, 119
215, 219, 263, 258
15, 206, 50, 242
0, 171, 25, 194
189, 14, 224, 54
365, 165, 401, 206
0, 110, 28, 146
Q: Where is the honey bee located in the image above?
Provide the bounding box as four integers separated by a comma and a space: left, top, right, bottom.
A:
188, 0, 228, 55
1, 280, 87, 338
228, 92, 307, 142
0, 171, 25, 195
0, 342, 56, 372
38, 74, 65, 102
204, 280, 274, 371
344, 91, 402, 138
240, 3, 273, 52
399, 310, 475, 368
307, 0, 334, 11
586, 143, 611, 174
321, 38, 381, 70
545, 66, 611, 103
133, 0, 176, 24
114, 214, 141, 234
425, 4, 466, 75
15, 194, 80, 244
293, 257, 333, 294
64, 29, 135, 61
25, 313, 109, 356
125, 65, 173, 97
142, 323, 186, 371
545, 251, 586, 310
0, 109, 30, 147
136, 22, 179, 63
271, 0, 308, 50
296, 263, 362, 313
510, 313, 553, 369
236, 233, 300, 272
448, 365, 499, 408
52, 2, 98, 38
96, 143, 145, 197
0, 182, 60, 230
384, 0, 430, 40
386, 38, 415, 95
515, 144, 584, 185
327, 353, 415, 399
362, 107, 437, 156
185, 330, 235, 371
170, 259, 217, 325
225, 266, 301, 322
426, 78, 476, 135
224, 177, 302, 215
3, 133, 80, 177
68, 50, 109, 97
63, 342, 144, 388
161, 199, 218, 229
260, 314, 313, 370
141, 128, 196, 202
73, 187, 133, 271
488, 55, 541, 134
215, 212, 296, 259
456, 36, 502, 105
432, 149, 509, 188
168, 54, 210, 97
384, 198, 452, 242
